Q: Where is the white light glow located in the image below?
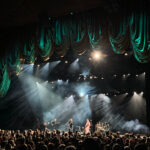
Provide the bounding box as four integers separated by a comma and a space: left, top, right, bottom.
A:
91, 51, 102, 61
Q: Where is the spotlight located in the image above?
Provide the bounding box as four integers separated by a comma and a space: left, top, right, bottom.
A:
140, 91, 144, 95
125, 92, 128, 95
65, 61, 68, 64
30, 61, 34, 65
44, 57, 50, 61
70, 12, 74, 15
37, 64, 40, 67
136, 74, 139, 77
124, 53, 128, 56
123, 74, 126, 78
16, 72, 19, 76
90, 76, 93, 79
101, 77, 104, 80
79, 92, 84, 97
134, 91, 136, 94
94, 76, 97, 79
91, 51, 101, 61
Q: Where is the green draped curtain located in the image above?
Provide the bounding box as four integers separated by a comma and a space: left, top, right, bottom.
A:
7, 45, 21, 73
0, 64, 11, 97
38, 27, 52, 59
23, 40, 35, 64
88, 16, 102, 49
52, 19, 69, 57
70, 19, 85, 43
70, 17, 87, 55
109, 17, 130, 54
0, 45, 20, 97
130, 12, 150, 63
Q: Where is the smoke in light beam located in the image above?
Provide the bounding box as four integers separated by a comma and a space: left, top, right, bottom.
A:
81, 68, 90, 77
74, 82, 95, 97
49, 61, 61, 72
69, 58, 79, 73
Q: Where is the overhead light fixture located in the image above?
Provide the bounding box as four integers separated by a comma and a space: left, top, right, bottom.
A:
91, 51, 101, 61
124, 53, 128, 56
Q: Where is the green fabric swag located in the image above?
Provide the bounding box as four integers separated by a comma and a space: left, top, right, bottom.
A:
130, 12, 150, 63
109, 17, 130, 54
38, 27, 52, 58
0, 65, 11, 97
23, 40, 35, 63
88, 17, 102, 49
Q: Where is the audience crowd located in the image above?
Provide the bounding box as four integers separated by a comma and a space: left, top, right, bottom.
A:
0, 129, 150, 150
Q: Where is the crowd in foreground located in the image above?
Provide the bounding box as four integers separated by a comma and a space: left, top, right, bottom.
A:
0, 129, 150, 150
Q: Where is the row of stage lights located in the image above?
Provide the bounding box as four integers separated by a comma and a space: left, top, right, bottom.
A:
46, 71, 145, 85
15, 61, 145, 83
77, 72, 145, 81
36, 79, 144, 98
63, 91, 144, 99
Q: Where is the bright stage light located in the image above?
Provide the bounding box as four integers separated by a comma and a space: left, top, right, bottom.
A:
140, 91, 144, 96
124, 53, 128, 56
65, 61, 68, 64
81, 69, 90, 77
90, 50, 103, 62
79, 92, 84, 97
123, 74, 126, 78
75, 82, 95, 98
91, 51, 101, 61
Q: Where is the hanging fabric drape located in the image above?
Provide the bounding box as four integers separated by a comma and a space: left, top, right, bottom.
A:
70, 16, 87, 55
109, 16, 130, 54
130, 12, 150, 63
52, 19, 69, 57
38, 27, 52, 59
88, 16, 102, 50
0, 65, 11, 97
7, 45, 21, 73
23, 40, 35, 64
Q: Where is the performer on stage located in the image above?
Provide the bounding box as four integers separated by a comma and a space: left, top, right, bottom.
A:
84, 119, 91, 134
51, 118, 57, 126
68, 118, 73, 132
51, 118, 60, 130
95, 121, 101, 131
